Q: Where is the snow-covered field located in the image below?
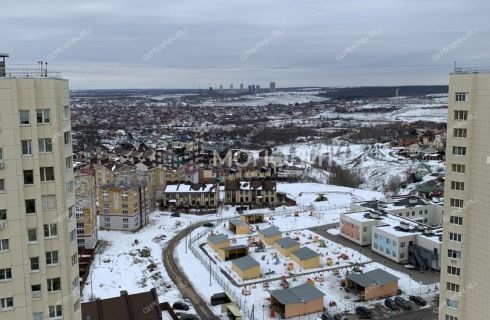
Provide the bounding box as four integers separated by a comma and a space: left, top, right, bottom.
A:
275, 143, 443, 192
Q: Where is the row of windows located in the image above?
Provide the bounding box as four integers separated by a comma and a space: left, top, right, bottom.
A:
21, 134, 70, 155
455, 92, 469, 102
449, 198, 464, 208
450, 181, 464, 191
449, 232, 462, 242
451, 164, 465, 173
453, 128, 467, 138
19, 106, 70, 125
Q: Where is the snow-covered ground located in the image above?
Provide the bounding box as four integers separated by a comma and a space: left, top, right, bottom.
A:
275, 143, 443, 192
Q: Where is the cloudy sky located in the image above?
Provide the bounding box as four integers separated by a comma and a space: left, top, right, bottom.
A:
1, 0, 488, 89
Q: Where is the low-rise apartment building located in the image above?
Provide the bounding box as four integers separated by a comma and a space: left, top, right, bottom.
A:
224, 180, 277, 206
160, 183, 219, 208
98, 176, 152, 231
75, 169, 98, 249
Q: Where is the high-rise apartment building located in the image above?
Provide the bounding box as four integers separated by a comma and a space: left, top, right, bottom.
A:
0, 55, 81, 320
439, 67, 490, 320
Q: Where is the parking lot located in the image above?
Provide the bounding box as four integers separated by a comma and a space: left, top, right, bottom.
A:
330, 300, 437, 320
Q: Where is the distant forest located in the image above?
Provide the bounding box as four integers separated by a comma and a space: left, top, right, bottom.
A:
319, 85, 448, 100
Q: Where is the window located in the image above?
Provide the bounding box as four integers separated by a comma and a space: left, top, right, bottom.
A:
447, 266, 461, 276
450, 216, 463, 225
70, 229, 76, 242
66, 181, 73, 193
33, 313, 43, 320
44, 224, 58, 238
30, 257, 39, 271
21, 140, 32, 155
36, 109, 50, 124
24, 170, 34, 185
32, 284, 42, 299
0, 148, 3, 161
455, 92, 468, 102
445, 316, 458, 320
450, 198, 464, 208
0, 209, 6, 220
20, 110, 30, 124
452, 164, 465, 173
28, 228, 37, 242
454, 110, 468, 120
446, 298, 459, 309
0, 239, 9, 251
449, 232, 462, 242
448, 249, 462, 259
450, 181, 464, 191
400, 242, 405, 247
38, 138, 53, 152
40, 167, 55, 182
452, 146, 466, 156
63, 105, 70, 119
0, 179, 4, 192
0, 297, 13, 310
46, 251, 59, 265
41, 195, 56, 210
49, 305, 62, 318
453, 128, 467, 138
0, 268, 12, 281
25, 199, 36, 214
47, 278, 61, 292
68, 206, 74, 219
446, 282, 460, 292
65, 156, 73, 169
71, 253, 77, 266
64, 131, 71, 144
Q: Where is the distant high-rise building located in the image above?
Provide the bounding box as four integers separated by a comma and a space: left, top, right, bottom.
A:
255, 84, 260, 92
439, 67, 490, 320
248, 85, 255, 93
230, 84, 233, 91
270, 81, 276, 92
0, 54, 81, 320
219, 84, 223, 93
240, 83, 244, 91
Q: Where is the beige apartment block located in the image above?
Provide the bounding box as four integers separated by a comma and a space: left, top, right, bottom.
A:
74, 169, 98, 249
0, 66, 81, 319
98, 176, 152, 231
439, 68, 490, 320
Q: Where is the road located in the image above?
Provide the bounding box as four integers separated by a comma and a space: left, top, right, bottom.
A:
310, 224, 440, 285
385, 308, 437, 320
163, 222, 219, 320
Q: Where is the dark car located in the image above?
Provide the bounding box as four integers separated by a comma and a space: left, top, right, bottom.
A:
203, 222, 215, 228
179, 313, 199, 320
384, 298, 399, 311
171, 213, 181, 217
394, 296, 412, 310
172, 302, 190, 311
355, 306, 373, 319
321, 312, 334, 320
409, 295, 427, 306
333, 314, 347, 320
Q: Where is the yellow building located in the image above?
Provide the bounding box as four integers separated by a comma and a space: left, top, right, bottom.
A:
98, 175, 152, 231
75, 169, 98, 249
228, 219, 250, 235
258, 226, 282, 245
273, 237, 300, 257
161, 183, 219, 208
291, 247, 321, 269
0, 57, 82, 320
270, 283, 325, 318
207, 234, 230, 252
218, 245, 249, 261
231, 255, 260, 280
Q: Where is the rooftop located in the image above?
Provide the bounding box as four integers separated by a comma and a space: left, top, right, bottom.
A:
2, 68, 62, 79
232, 255, 260, 271
259, 226, 282, 238
271, 283, 325, 305
207, 233, 229, 244
291, 247, 319, 260
346, 268, 399, 288
453, 66, 490, 75
275, 236, 300, 249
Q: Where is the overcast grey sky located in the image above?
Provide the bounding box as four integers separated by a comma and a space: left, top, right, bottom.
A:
1, 0, 488, 89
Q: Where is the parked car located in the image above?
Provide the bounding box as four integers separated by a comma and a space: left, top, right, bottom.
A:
394, 296, 412, 310
171, 213, 181, 217
172, 302, 190, 311
333, 314, 347, 320
384, 298, 399, 311
320, 312, 334, 320
179, 313, 199, 320
409, 295, 427, 306
355, 306, 373, 319
203, 222, 215, 228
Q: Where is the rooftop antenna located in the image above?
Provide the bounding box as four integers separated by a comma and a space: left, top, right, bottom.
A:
454, 61, 457, 72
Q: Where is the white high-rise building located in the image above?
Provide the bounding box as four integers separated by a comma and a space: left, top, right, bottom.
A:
439, 67, 490, 320
0, 55, 81, 320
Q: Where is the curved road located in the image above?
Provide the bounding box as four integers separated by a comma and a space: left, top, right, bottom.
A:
163, 222, 219, 320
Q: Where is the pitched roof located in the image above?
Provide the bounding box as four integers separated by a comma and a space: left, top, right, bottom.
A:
346, 268, 399, 288
271, 283, 325, 305
207, 233, 229, 244
232, 255, 260, 271
291, 247, 319, 261
81, 289, 161, 320
259, 226, 282, 238
229, 219, 247, 227
274, 237, 300, 249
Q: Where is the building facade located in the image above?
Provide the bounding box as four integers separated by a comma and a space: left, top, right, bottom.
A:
0, 65, 81, 319
439, 69, 490, 320
75, 170, 98, 249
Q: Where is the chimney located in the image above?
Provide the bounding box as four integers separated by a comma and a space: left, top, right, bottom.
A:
0, 53, 9, 77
